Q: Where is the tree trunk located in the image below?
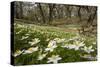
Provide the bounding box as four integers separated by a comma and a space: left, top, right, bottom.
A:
48, 4, 55, 22
38, 3, 46, 23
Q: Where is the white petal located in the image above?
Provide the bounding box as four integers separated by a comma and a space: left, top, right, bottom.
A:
57, 57, 62, 60
53, 60, 58, 64
47, 60, 52, 63
14, 54, 18, 57
50, 48, 54, 52
24, 50, 32, 54
91, 49, 94, 52
45, 48, 50, 51
75, 47, 79, 50
89, 46, 93, 49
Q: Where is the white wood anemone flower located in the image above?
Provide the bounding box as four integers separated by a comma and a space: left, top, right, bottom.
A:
74, 41, 85, 47
21, 36, 29, 40
37, 53, 47, 60
47, 55, 62, 64
72, 41, 85, 50
14, 50, 24, 57
62, 44, 80, 50
45, 40, 57, 52
62, 41, 85, 50
23, 46, 38, 54
67, 44, 79, 50
29, 38, 40, 46
82, 46, 94, 53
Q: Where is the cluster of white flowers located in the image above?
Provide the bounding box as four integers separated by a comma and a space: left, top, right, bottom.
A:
23, 46, 38, 54
62, 41, 95, 54
14, 50, 24, 57
82, 46, 94, 53
61, 40, 85, 50
45, 40, 57, 52
14, 26, 96, 62
29, 38, 40, 46
14, 46, 38, 57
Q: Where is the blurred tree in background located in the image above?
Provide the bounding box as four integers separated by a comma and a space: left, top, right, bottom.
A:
14, 1, 97, 36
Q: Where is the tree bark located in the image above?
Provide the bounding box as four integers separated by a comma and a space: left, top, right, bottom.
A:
38, 3, 46, 23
